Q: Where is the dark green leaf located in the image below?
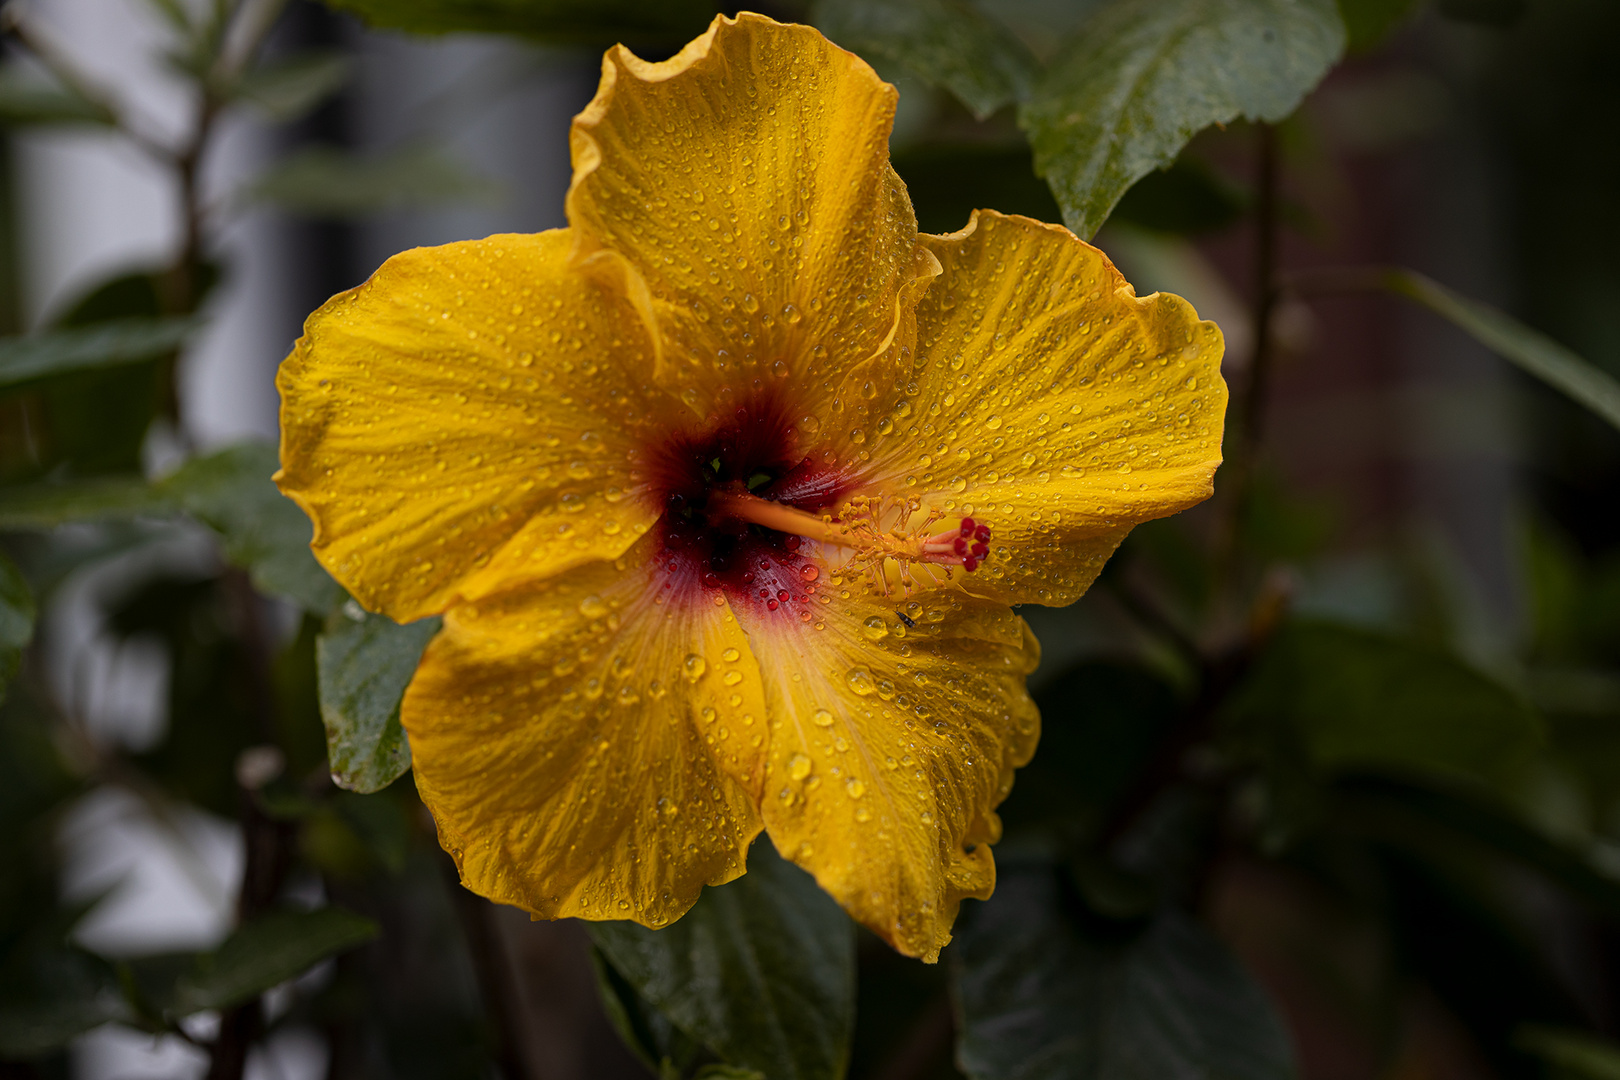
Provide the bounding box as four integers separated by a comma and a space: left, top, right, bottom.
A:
0, 477, 174, 528
0, 443, 340, 612
160, 907, 378, 1015
241, 144, 501, 218
1380, 269, 1620, 435
317, 0, 718, 45
159, 442, 346, 613
1020, 0, 1344, 238
1331, 775, 1620, 919
18, 264, 217, 480
1224, 621, 1542, 791
0, 550, 34, 702
0, 316, 201, 392
317, 606, 440, 792
591, 945, 711, 1077
229, 50, 353, 122
955, 864, 1295, 1080
0, 946, 129, 1059
1336, 0, 1421, 50
1516, 1025, 1620, 1080
590, 842, 856, 1080
52, 264, 218, 328
0, 66, 116, 127
814, 0, 1037, 119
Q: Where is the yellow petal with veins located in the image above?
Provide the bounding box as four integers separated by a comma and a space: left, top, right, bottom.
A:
860, 210, 1227, 607
737, 575, 1040, 961
276, 229, 680, 623
565, 11, 939, 422
405, 534, 767, 927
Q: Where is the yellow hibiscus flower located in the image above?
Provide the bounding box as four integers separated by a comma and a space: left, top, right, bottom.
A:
275, 12, 1225, 961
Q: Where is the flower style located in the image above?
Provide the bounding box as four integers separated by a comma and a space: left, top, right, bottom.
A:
275, 13, 1225, 961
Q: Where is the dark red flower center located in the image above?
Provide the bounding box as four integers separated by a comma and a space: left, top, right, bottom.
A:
647, 394, 855, 616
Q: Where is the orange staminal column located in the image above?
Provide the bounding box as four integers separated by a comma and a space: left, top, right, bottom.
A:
707, 490, 991, 573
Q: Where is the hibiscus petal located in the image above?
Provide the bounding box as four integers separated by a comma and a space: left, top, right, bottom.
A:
277, 229, 680, 623
737, 575, 1040, 961
865, 210, 1228, 606
405, 535, 768, 927
565, 12, 939, 422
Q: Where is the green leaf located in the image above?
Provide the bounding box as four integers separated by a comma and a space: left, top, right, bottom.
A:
241, 144, 501, 218
0, 551, 34, 703
1516, 1026, 1620, 1080
1020, 0, 1345, 238
0, 316, 201, 392
1332, 774, 1620, 919
154, 907, 378, 1016
1381, 269, 1620, 436
0, 947, 129, 1059
159, 442, 346, 613
1224, 621, 1541, 792
0, 66, 116, 127
0, 477, 174, 528
0, 443, 341, 612
139, 0, 196, 34
814, 0, 1037, 119
590, 842, 856, 1080
316, 0, 718, 45
590, 945, 710, 1076
1336, 0, 1421, 50
228, 50, 353, 123
954, 864, 1295, 1080
317, 606, 440, 793
18, 264, 218, 480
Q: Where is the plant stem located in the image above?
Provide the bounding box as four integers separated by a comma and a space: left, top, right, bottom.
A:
167, 0, 285, 317
164, 95, 217, 320
0, 3, 174, 163
1101, 572, 1203, 669
206, 570, 293, 1080
1095, 644, 1247, 852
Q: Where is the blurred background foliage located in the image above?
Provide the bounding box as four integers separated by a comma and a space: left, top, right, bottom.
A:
2, 0, 1620, 1078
